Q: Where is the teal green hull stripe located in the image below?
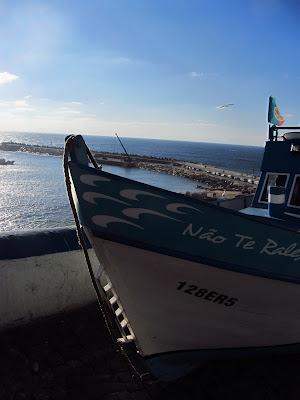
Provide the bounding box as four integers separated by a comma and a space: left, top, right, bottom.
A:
70, 162, 300, 285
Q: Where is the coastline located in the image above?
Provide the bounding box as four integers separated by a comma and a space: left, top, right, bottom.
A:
0, 141, 258, 199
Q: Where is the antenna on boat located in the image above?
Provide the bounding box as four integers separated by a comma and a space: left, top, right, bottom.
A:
115, 133, 132, 163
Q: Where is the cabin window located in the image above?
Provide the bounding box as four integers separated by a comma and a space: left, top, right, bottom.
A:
259, 173, 288, 203
288, 175, 300, 208
291, 144, 300, 153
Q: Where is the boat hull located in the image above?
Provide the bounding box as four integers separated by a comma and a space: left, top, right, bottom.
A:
66, 135, 300, 379
69, 161, 300, 284
89, 235, 300, 357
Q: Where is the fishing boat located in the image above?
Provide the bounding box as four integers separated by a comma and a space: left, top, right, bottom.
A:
64, 97, 300, 380
0, 158, 14, 165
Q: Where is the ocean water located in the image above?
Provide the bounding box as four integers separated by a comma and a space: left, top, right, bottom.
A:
0, 132, 264, 232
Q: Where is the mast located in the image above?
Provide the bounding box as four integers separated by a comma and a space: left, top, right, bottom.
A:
115, 133, 132, 162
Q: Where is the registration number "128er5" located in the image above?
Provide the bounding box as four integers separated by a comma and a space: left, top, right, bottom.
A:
177, 281, 238, 307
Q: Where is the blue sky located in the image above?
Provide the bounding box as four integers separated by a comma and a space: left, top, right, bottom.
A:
0, 0, 299, 145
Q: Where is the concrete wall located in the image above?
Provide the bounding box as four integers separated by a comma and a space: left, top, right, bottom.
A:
0, 249, 99, 331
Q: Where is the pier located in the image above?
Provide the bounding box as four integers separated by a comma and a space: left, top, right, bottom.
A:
0, 141, 257, 198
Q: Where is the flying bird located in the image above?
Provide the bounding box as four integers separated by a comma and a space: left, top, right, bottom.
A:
216, 103, 235, 110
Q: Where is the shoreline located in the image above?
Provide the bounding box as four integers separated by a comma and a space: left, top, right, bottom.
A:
0, 141, 258, 198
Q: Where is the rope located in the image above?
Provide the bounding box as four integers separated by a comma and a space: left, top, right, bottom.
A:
63, 136, 154, 384
83, 139, 101, 170
63, 136, 117, 345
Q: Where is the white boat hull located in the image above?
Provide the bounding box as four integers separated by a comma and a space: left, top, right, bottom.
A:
90, 235, 300, 356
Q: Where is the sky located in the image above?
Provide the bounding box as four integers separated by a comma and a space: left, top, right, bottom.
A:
0, 0, 299, 146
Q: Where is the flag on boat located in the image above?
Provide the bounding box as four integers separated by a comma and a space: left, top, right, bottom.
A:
268, 96, 285, 126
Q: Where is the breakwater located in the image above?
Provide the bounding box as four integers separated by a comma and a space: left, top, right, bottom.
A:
0, 141, 171, 166
0, 141, 258, 197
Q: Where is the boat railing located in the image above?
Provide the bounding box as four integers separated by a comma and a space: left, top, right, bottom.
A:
269, 125, 300, 142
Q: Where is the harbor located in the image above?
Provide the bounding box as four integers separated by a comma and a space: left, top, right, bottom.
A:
0, 141, 258, 199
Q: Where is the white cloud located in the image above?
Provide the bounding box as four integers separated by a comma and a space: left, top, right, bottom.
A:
14, 100, 28, 108
59, 110, 81, 114
14, 100, 35, 112
55, 106, 81, 115
195, 119, 218, 127
188, 71, 205, 79
0, 72, 19, 85
188, 71, 219, 79
0, 98, 34, 112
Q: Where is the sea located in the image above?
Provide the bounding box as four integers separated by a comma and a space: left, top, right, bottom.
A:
0, 132, 264, 232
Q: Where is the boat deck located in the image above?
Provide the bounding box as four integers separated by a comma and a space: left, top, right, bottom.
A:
1, 303, 300, 400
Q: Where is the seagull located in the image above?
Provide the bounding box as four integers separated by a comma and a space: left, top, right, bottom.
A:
216, 103, 234, 110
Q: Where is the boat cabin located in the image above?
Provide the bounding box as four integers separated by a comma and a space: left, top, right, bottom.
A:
243, 126, 300, 221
